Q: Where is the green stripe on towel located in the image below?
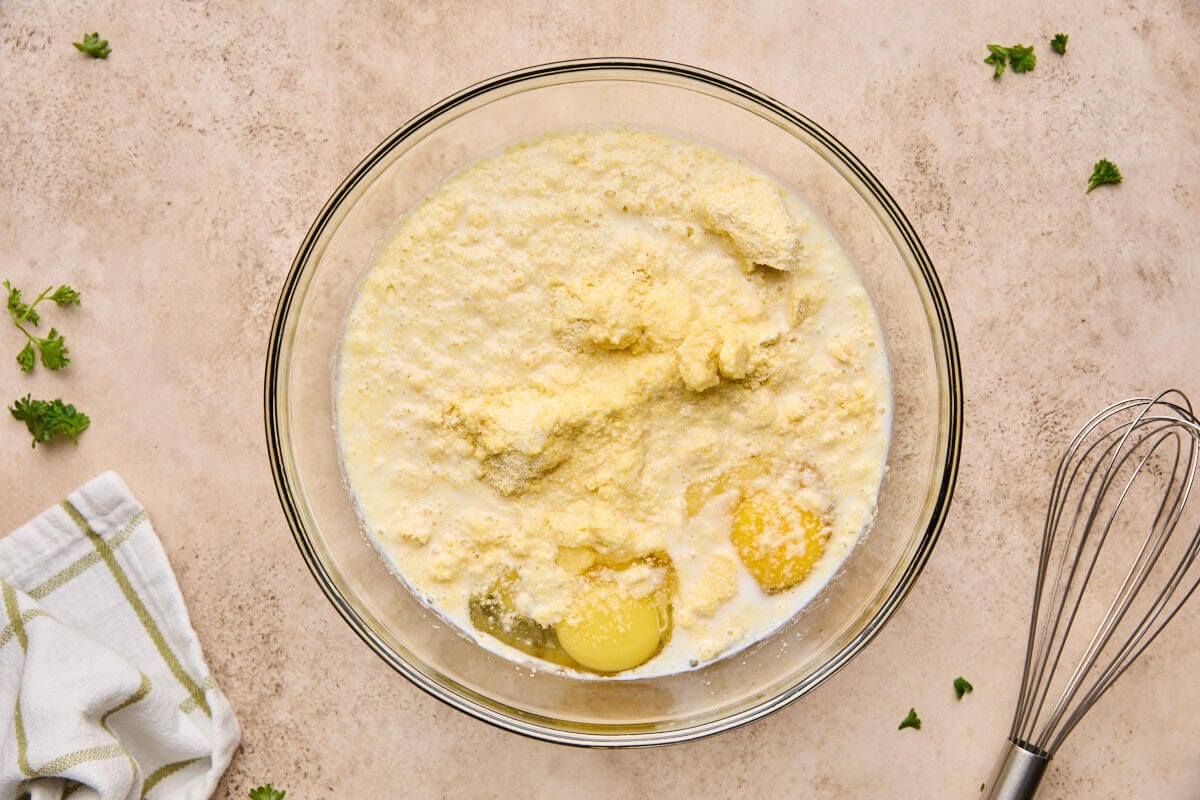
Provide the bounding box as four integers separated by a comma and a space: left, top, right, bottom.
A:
140, 757, 202, 798
101, 673, 152, 781
61, 501, 211, 718
3, 583, 28, 652
31, 510, 147, 600
0, 608, 50, 651
8, 586, 147, 778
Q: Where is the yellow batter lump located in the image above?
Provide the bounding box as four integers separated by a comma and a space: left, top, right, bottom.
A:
337, 127, 891, 677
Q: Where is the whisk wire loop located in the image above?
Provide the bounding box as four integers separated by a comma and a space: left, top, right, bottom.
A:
1042, 429, 1188, 747
1014, 419, 1135, 748
1007, 392, 1200, 755
1053, 435, 1200, 750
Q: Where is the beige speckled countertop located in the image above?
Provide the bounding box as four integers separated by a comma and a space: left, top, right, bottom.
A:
3, 1, 1199, 798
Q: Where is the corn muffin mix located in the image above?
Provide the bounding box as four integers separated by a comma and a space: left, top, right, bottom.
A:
336, 127, 891, 677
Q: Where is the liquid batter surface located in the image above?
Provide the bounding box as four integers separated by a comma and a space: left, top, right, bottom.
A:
336, 127, 891, 677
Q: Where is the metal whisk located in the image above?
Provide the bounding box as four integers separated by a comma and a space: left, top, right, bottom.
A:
989, 391, 1200, 799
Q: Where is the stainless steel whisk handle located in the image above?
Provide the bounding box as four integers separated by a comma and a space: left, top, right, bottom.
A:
986, 741, 1050, 800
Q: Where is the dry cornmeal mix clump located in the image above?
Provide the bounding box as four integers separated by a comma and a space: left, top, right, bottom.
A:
337, 127, 891, 677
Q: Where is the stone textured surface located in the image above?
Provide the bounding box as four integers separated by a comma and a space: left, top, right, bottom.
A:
2, 1, 1199, 798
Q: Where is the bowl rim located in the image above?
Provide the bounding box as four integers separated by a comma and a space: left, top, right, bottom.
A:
264, 56, 963, 747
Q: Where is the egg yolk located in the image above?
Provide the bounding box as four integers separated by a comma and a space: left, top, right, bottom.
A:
555, 585, 665, 673
468, 572, 577, 668
731, 491, 826, 593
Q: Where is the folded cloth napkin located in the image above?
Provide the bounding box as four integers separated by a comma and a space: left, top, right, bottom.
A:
0, 471, 239, 800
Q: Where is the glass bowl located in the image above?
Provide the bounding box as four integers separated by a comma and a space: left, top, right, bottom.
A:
265, 58, 962, 746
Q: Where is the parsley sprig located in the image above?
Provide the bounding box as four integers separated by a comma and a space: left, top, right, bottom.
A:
9, 395, 90, 448
249, 785, 286, 800
984, 43, 1036, 79
898, 707, 921, 731
1051, 33, 1069, 55
5, 281, 80, 372
954, 676, 974, 699
1087, 159, 1123, 193
73, 32, 111, 59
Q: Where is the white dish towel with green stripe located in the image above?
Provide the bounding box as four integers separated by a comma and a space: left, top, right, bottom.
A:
0, 471, 240, 800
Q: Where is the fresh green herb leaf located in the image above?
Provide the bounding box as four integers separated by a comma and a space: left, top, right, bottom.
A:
51, 285, 81, 306
9, 396, 46, 445
35, 328, 69, 370
73, 32, 111, 59
248, 785, 286, 800
1087, 159, 1122, 193
9, 395, 90, 447
5, 281, 39, 327
1008, 44, 1036, 73
984, 44, 1009, 79
898, 707, 921, 731
4, 280, 81, 372
954, 676, 974, 699
15, 342, 34, 373
40, 399, 90, 441
984, 43, 1036, 78
1051, 33, 1068, 55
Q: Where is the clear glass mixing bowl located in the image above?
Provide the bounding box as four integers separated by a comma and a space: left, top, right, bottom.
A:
264, 58, 962, 746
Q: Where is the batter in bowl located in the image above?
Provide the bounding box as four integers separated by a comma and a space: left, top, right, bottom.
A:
336, 127, 891, 677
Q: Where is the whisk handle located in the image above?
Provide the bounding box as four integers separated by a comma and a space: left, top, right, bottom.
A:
985, 741, 1049, 800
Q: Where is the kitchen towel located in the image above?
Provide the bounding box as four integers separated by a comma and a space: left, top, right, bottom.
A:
0, 471, 239, 800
